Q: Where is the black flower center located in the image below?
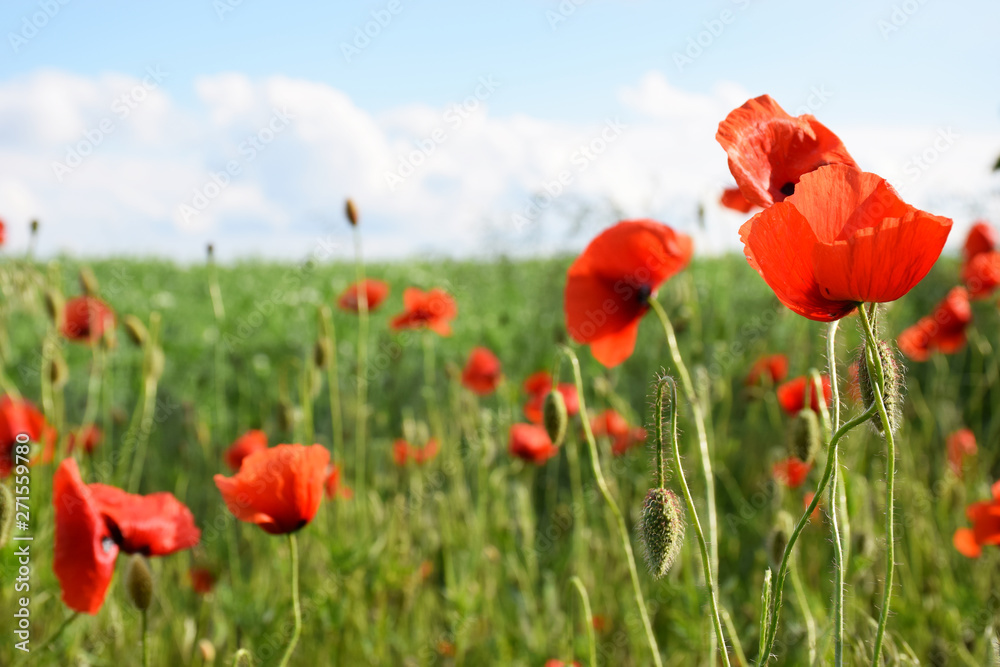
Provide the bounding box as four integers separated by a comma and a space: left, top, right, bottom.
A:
780, 182, 796, 197
636, 285, 652, 304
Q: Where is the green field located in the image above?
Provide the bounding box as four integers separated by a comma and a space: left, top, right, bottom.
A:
1, 253, 998, 666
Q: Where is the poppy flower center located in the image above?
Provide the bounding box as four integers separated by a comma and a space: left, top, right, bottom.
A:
636, 284, 653, 304
780, 182, 795, 197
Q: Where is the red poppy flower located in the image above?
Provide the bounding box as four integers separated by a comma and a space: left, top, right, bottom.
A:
962, 251, 1000, 299
897, 287, 972, 362
544, 661, 581, 667
412, 438, 439, 465
720, 186, 757, 214
189, 567, 217, 594
214, 444, 329, 535
392, 439, 411, 466
773, 457, 811, 489
461, 347, 503, 396
565, 220, 693, 367
845, 361, 862, 405
522, 371, 579, 424
716, 95, 858, 209
739, 165, 953, 322
324, 463, 353, 500
0, 395, 56, 477
954, 481, 1000, 558
509, 424, 558, 465
224, 429, 268, 472
53, 458, 200, 614
963, 221, 997, 262
337, 279, 390, 313
947, 429, 977, 479
590, 409, 630, 439
611, 427, 647, 457
67, 425, 102, 456
61, 296, 115, 343
746, 354, 789, 386
592, 614, 608, 632
803, 492, 822, 522
390, 288, 457, 336
776, 376, 832, 415
0, 219, 5, 246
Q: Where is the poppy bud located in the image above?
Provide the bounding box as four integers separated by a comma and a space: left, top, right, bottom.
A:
543, 389, 568, 447
314, 338, 331, 369
767, 511, 794, 570
0, 484, 14, 550
638, 487, 685, 579
345, 198, 359, 227
206, 243, 214, 260
48, 354, 69, 389
787, 409, 821, 464
233, 648, 252, 666
197, 639, 216, 663
44, 288, 64, 325
125, 555, 154, 611
856, 339, 903, 436
30, 219, 39, 234
123, 315, 148, 347
79, 266, 100, 297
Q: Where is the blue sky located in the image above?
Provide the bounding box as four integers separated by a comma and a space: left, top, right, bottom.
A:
1, 0, 998, 259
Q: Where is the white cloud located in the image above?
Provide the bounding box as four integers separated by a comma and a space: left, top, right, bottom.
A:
0, 68, 996, 261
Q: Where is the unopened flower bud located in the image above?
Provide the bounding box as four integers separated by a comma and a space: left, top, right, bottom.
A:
44, 288, 64, 325
125, 555, 154, 610
856, 339, 903, 436
79, 266, 99, 297
314, 338, 331, 369
206, 243, 214, 260
48, 354, 69, 389
123, 315, 148, 347
638, 487, 685, 579
787, 409, 821, 464
30, 219, 39, 234
345, 198, 359, 227
232, 648, 253, 666
543, 389, 568, 447
0, 484, 15, 550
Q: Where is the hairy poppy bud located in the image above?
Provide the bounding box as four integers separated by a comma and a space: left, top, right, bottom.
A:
314, 338, 331, 369
856, 339, 903, 436
0, 484, 14, 550
345, 198, 359, 227
767, 511, 794, 569
233, 648, 252, 667
48, 354, 69, 389
638, 487, 685, 579
543, 389, 568, 447
126, 555, 154, 610
44, 288, 64, 325
123, 315, 148, 347
787, 409, 821, 464
79, 266, 100, 297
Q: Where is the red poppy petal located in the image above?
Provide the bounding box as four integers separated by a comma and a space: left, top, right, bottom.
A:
588, 317, 643, 368
88, 485, 201, 556
954, 527, 982, 558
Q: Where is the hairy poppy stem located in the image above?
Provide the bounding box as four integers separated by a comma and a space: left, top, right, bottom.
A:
859, 305, 896, 666
277, 533, 302, 667
141, 609, 150, 667
759, 403, 876, 664
569, 575, 597, 667
825, 320, 847, 666
561, 347, 663, 667
353, 227, 369, 498
657, 376, 730, 667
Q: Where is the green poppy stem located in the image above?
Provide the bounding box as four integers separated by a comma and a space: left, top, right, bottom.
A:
569, 576, 597, 667
825, 320, 847, 666
277, 533, 302, 667
353, 227, 369, 498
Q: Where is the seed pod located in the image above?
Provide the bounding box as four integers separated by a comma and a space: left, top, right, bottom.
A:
314, 338, 331, 369
44, 288, 64, 325
542, 389, 568, 447
79, 266, 100, 296
638, 487, 685, 579
856, 339, 903, 436
767, 511, 794, 570
232, 648, 253, 667
0, 484, 15, 550
48, 354, 69, 389
123, 315, 148, 347
345, 198, 359, 227
125, 555, 154, 611
787, 409, 821, 464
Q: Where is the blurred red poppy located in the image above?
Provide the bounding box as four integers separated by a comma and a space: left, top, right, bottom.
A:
522, 371, 579, 424
773, 457, 811, 488
224, 429, 268, 472
746, 353, 789, 386
803, 492, 822, 522
954, 481, 1000, 558
544, 660, 582, 667
61, 295, 115, 343
324, 463, 353, 500
0, 395, 56, 477
53, 458, 200, 614
214, 444, 329, 535
67, 425, 103, 456
963, 220, 996, 262
611, 427, 647, 457
776, 376, 832, 415
0, 219, 5, 246
565, 220, 693, 367
845, 361, 862, 405
392, 439, 410, 466
590, 409, 630, 439
390, 287, 457, 336
337, 279, 390, 313
720, 186, 757, 214
412, 438, 439, 465
739, 165, 952, 322
716, 95, 858, 208
509, 424, 558, 464
947, 429, 977, 479
962, 251, 1000, 299
189, 567, 217, 594
897, 287, 972, 362
461, 347, 503, 395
